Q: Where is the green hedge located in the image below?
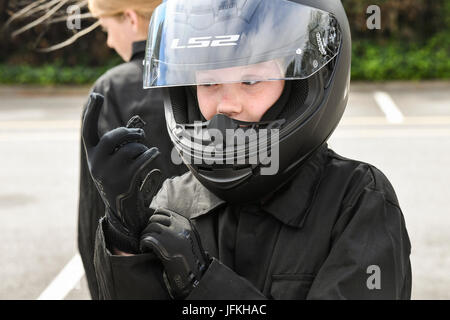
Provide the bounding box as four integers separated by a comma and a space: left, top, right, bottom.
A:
352, 34, 450, 80
0, 64, 111, 85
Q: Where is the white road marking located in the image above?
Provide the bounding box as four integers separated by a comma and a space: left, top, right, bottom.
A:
334, 128, 450, 138
0, 120, 80, 141
0, 120, 80, 129
374, 91, 405, 124
37, 253, 85, 300
340, 116, 450, 126
0, 132, 78, 142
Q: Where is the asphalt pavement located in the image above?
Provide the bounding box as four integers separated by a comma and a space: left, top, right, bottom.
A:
0, 82, 449, 300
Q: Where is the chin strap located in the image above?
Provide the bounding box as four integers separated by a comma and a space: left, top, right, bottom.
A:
207, 114, 286, 132
205, 113, 286, 148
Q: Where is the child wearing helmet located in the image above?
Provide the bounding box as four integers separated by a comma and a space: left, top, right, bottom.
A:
83, 0, 411, 299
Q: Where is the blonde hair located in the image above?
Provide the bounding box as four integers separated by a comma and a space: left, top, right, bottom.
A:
88, 0, 161, 19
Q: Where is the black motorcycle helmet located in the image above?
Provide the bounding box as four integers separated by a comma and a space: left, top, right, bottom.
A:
143, 0, 351, 203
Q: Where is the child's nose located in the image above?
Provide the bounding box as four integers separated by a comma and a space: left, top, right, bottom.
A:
216, 84, 243, 118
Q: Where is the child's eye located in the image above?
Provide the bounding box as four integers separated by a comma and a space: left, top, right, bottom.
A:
242, 81, 261, 86
199, 84, 217, 88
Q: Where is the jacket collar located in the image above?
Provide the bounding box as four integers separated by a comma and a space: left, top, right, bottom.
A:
130, 40, 146, 61
190, 144, 329, 229
260, 144, 329, 228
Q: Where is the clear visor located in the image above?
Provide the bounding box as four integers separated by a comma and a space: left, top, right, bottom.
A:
195, 60, 285, 85
144, 0, 342, 88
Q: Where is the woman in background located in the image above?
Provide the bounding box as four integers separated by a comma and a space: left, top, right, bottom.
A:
78, 0, 186, 299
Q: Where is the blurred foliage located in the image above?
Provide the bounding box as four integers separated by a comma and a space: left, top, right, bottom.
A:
1, 0, 449, 84
1, 0, 112, 67
343, 0, 450, 80
0, 58, 120, 84
352, 34, 450, 80
342, 0, 448, 41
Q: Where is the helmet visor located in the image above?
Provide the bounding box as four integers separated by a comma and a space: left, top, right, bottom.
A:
144, 0, 342, 88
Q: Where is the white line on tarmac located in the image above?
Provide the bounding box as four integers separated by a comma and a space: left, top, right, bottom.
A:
340, 116, 450, 126
37, 254, 85, 300
334, 128, 450, 138
0, 132, 78, 142
0, 120, 80, 129
374, 91, 405, 124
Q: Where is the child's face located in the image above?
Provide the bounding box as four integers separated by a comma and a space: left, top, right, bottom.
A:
196, 61, 285, 123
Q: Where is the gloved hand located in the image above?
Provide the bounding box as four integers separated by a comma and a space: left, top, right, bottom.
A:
82, 93, 163, 253
140, 208, 212, 299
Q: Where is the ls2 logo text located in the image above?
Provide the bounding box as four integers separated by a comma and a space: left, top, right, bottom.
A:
172, 35, 240, 49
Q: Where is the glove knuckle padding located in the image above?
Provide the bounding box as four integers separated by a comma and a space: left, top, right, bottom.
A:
140, 209, 210, 299
128, 149, 160, 182
140, 169, 163, 206
136, 148, 159, 165
143, 147, 160, 159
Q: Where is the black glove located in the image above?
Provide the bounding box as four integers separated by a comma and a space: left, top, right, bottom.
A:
82, 93, 163, 253
140, 208, 212, 299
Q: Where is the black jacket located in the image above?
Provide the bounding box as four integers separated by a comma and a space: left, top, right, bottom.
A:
78, 41, 187, 300
93, 144, 412, 300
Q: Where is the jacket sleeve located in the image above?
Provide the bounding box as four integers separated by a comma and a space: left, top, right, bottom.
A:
186, 258, 267, 300
93, 217, 171, 300
306, 170, 412, 300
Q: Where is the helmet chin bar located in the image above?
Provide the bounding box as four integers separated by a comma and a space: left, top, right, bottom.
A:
208, 114, 286, 132
173, 114, 285, 147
